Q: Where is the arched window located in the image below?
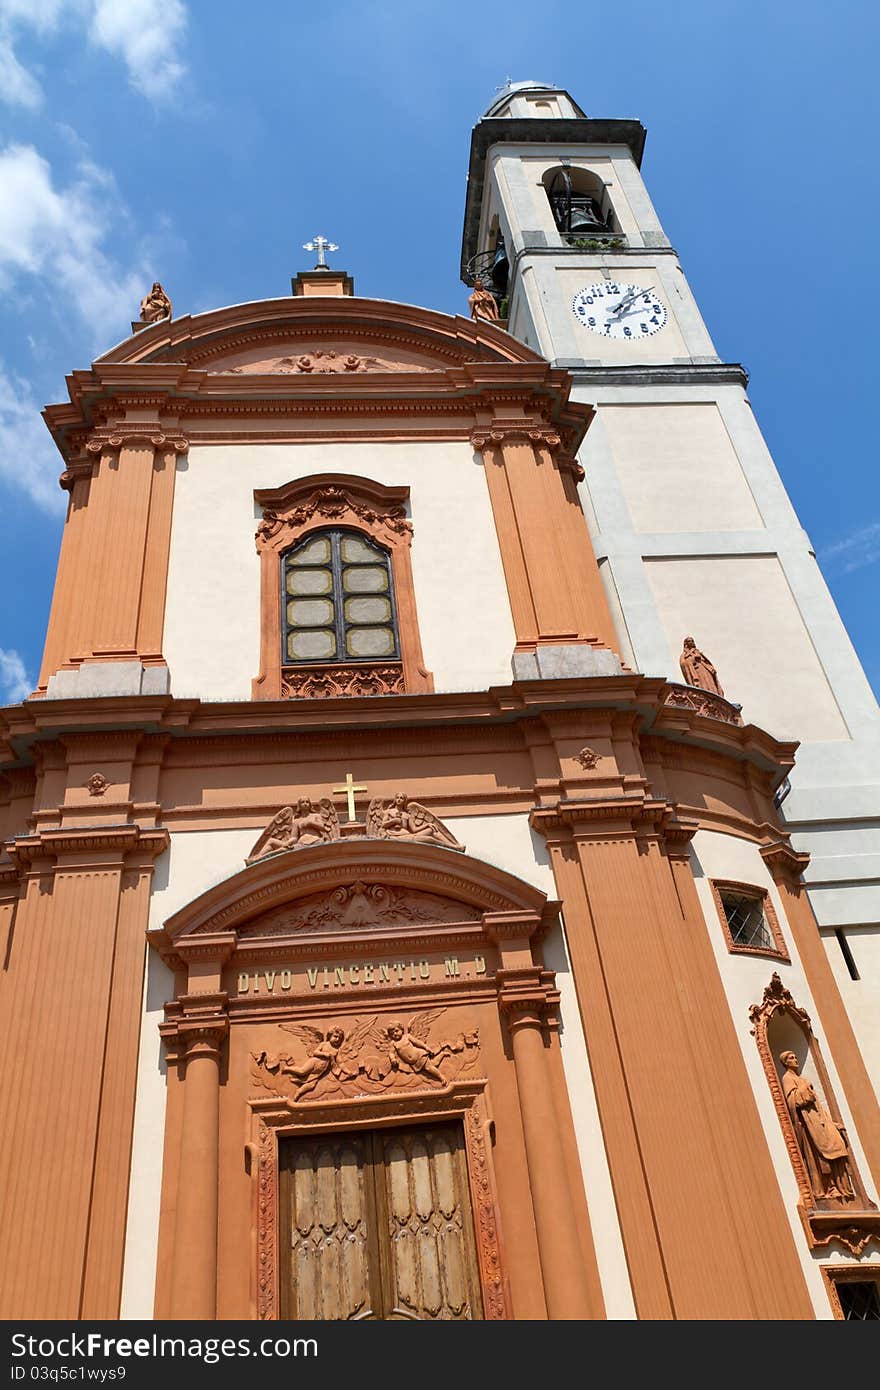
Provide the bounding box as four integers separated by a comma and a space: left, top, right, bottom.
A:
544, 166, 617, 240
282, 528, 399, 665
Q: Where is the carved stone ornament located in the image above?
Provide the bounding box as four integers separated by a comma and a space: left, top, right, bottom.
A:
256, 485, 411, 546
664, 683, 744, 726
86, 772, 108, 797
750, 973, 879, 1252
366, 794, 464, 851
281, 663, 404, 699
251, 1009, 480, 1103
247, 799, 340, 864
231, 880, 480, 939
575, 746, 600, 770
221, 350, 423, 375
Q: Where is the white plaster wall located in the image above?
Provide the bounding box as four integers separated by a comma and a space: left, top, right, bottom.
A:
163, 442, 516, 701
644, 555, 848, 742
822, 926, 880, 1082
601, 403, 763, 533
690, 828, 879, 1315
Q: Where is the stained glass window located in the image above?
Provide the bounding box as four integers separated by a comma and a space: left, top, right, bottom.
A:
282, 529, 399, 665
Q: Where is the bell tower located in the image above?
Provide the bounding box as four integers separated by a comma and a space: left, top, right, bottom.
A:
461, 81, 880, 1073
461, 80, 716, 365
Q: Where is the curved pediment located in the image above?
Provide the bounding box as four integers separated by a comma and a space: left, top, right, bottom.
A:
96, 295, 548, 374
151, 837, 554, 950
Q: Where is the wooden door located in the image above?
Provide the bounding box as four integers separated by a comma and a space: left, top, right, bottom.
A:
279, 1121, 483, 1320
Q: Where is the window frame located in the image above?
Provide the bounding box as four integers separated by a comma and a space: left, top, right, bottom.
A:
821, 1266, 880, 1320
280, 527, 401, 667
709, 878, 789, 962
252, 473, 433, 700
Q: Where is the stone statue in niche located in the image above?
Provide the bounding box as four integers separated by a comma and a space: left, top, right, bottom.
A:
679, 635, 725, 697
247, 797, 340, 862
139, 281, 172, 324
366, 793, 464, 850
468, 278, 500, 324
779, 1050, 855, 1202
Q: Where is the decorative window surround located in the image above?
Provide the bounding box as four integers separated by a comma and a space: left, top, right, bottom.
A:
252, 475, 433, 701
710, 878, 789, 962
821, 1266, 880, 1320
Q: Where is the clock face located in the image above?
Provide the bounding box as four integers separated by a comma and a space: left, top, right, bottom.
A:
572, 282, 667, 339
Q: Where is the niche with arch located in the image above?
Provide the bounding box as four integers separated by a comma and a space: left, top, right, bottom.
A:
543, 165, 619, 241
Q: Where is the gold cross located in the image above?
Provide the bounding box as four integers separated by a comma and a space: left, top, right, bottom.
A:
332, 771, 367, 821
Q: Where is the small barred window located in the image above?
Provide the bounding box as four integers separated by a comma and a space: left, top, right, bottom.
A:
720, 890, 773, 952
710, 879, 788, 960
282, 529, 399, 665
827, 1274, 880, 1320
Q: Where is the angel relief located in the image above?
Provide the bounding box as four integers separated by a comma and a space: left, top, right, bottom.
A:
247, 798, 340, 863
251, 1009, 480, 1102
366, 794, 464, 850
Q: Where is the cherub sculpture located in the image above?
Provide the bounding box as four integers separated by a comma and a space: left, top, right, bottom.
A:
139, 281, 172, 324
275, 1021, 372, 1100
247, 797, 340, 863
366, 793, 463, 850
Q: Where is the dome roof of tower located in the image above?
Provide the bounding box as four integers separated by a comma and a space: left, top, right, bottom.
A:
482, 81, 586, 117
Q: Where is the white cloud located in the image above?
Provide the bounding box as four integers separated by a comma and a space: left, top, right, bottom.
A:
820, 522, 880, 576
0, 142, 145, 341
0, 647, 34, 703
91, 0, 187, 101
0, 0, 187, 106
0, 364, 66, 514
0, 33, 44, 108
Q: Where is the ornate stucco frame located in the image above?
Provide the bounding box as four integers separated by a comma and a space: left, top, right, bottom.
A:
252, 474, 433, 700
749, 973, 880, 1255
709, 878, 789, 962
249, 1080, 509, 1321
820, 1263, 880, 1319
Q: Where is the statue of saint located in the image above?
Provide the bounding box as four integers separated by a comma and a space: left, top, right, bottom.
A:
779, 1051, 854, 1202
139, 281, 172, 324
366, 793, 463, 849
468, 278, 500, 324
679, 635, 725, 697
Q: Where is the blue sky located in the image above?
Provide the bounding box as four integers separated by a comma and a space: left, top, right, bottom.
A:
0, 0, 878, 703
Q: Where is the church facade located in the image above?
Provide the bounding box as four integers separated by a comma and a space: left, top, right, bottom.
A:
0, 83, 879, 1322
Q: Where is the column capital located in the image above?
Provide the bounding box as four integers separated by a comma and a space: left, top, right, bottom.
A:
496, 967, 559, 1032
760, 839, 810, 885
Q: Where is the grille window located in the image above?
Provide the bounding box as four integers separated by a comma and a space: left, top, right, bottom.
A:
836, 1278, 880, 1320
282, 529, 399, 665
720, 890, 773, 951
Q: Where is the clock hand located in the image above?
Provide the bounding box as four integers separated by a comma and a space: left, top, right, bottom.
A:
609, 286, 655, 318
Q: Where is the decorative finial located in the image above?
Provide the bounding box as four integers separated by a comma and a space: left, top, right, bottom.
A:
303, 234, 339, 270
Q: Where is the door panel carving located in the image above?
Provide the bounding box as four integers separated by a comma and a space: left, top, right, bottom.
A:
279, 1122, 482, 1320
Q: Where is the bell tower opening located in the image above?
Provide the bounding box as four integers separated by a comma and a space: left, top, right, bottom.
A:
543, 165, 619, 243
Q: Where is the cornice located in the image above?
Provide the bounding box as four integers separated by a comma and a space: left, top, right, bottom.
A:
530, 795, 671, 838
5, 824, 169, 869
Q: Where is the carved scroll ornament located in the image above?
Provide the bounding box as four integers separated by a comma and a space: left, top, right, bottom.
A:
251, 1009, 480, 1103
256, 486, 411, 546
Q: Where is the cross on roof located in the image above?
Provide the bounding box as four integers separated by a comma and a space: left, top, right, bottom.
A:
303, 234, 339, 268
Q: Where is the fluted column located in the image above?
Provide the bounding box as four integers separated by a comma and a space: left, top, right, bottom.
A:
168, 1006, 227, 1321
